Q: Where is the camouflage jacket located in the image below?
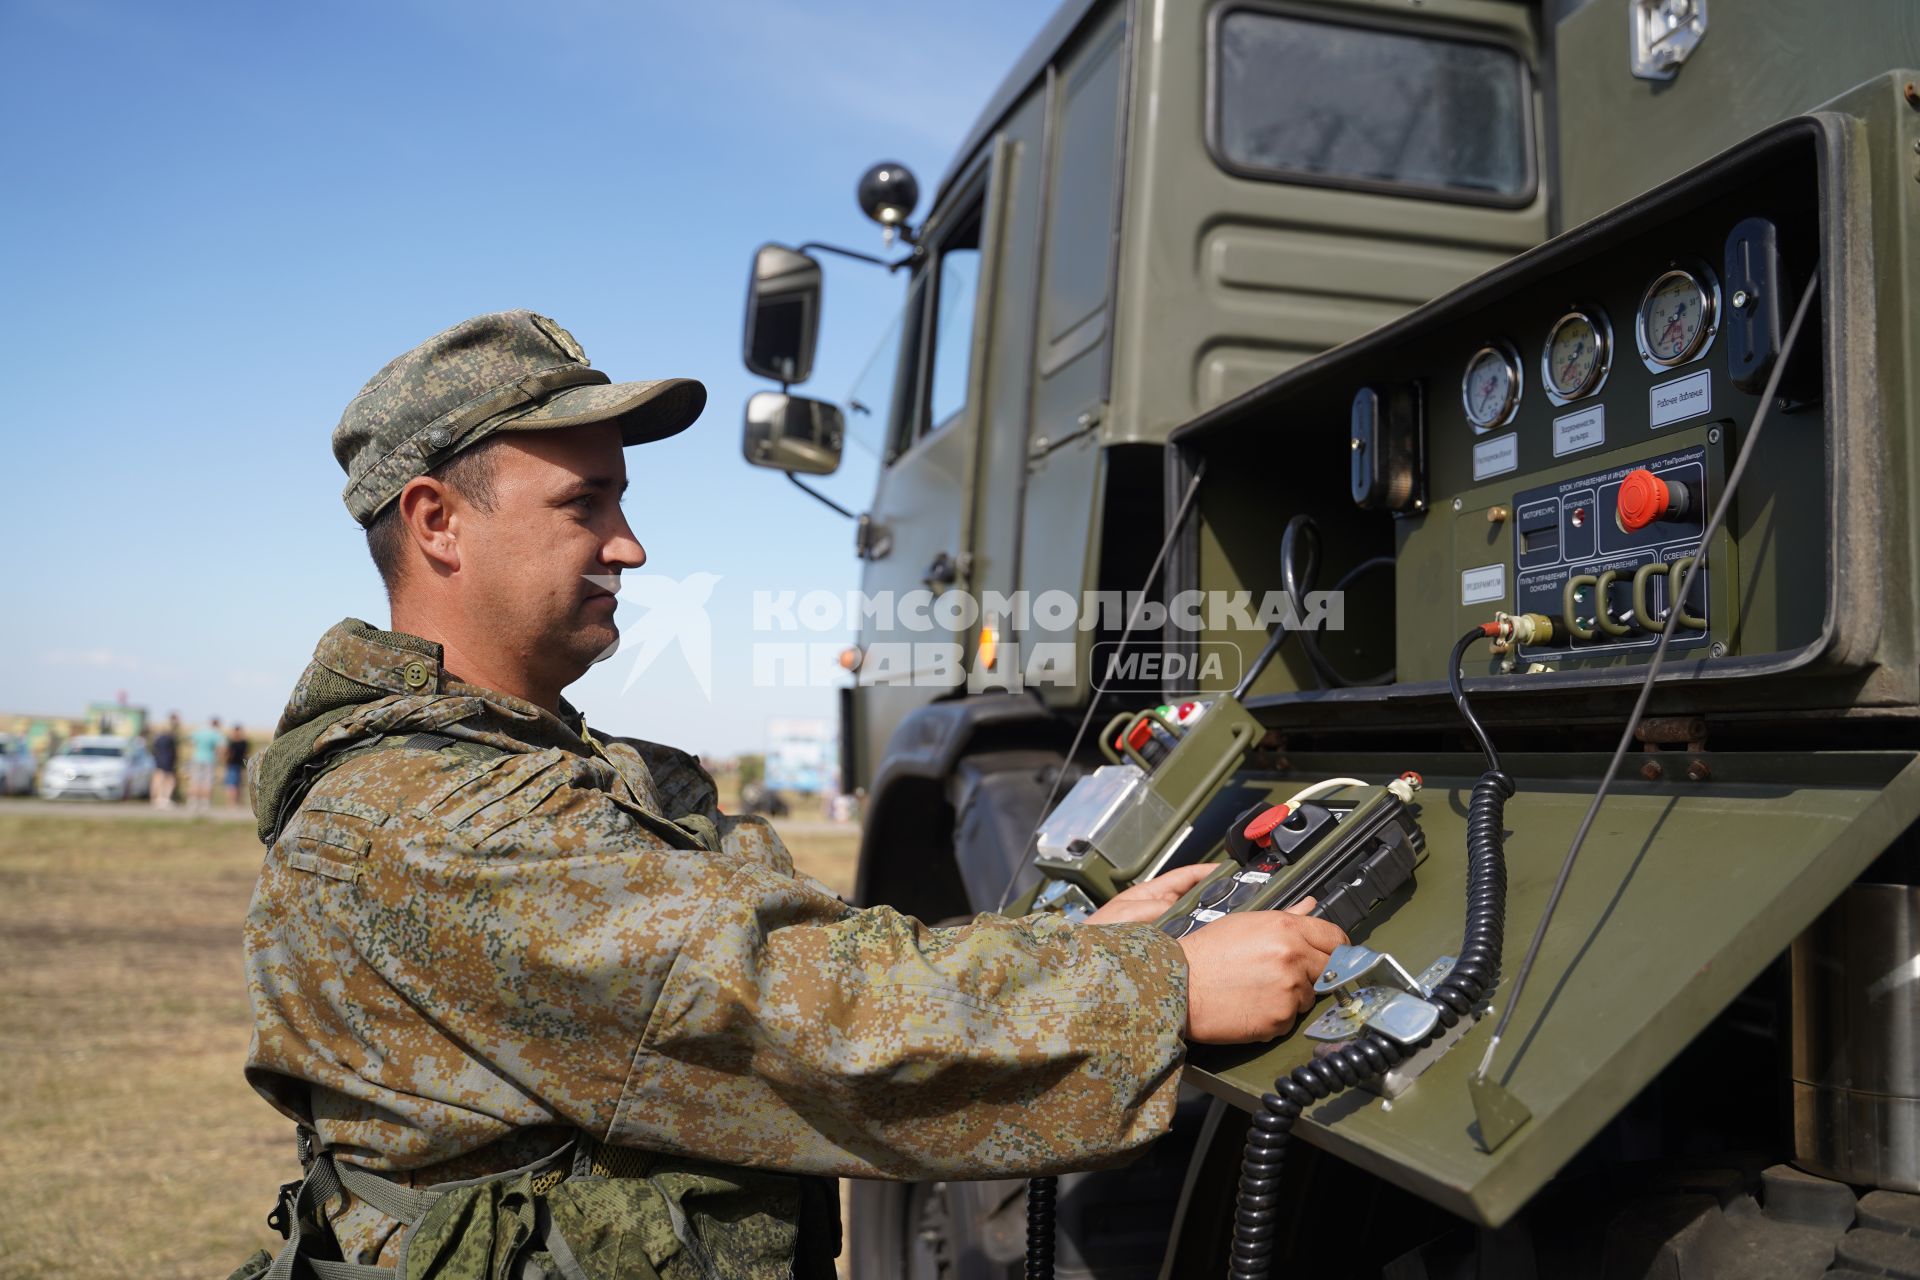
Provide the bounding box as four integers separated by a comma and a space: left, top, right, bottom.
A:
244, 622, 1188, 1222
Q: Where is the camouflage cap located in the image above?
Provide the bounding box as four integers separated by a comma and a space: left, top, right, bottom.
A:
333, 310, 705, 526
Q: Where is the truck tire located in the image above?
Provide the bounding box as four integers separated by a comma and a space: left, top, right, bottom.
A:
848, 1176, 1029, 1280
946, 749, 1073, 913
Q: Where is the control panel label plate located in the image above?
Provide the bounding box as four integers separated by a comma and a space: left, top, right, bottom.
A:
1462, 563, 1507, 605
1472, 432, 1519, 480
1552, 405, 1606, 457
1649, 370, 1712, 428
1508, 443, 1712, 660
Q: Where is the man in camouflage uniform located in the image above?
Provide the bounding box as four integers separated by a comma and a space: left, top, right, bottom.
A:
238, 311, 1346, 1279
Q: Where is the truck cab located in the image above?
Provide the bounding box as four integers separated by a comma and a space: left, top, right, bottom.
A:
741, 1, 1920, 1275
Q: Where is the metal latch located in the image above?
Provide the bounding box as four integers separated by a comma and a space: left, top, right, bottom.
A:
855, 514, 893, 561
1033, 877, 1098, 923
1629, 0, 1708, 81
1305, 943, 1457, 1046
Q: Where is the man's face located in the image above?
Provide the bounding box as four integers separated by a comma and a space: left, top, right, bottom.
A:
455, 422, 645, 693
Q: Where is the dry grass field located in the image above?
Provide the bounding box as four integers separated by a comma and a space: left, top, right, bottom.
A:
0, 801, 859, 1280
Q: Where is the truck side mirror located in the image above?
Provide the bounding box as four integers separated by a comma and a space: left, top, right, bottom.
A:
743, 244, 823, 385
743, 391, 845, 476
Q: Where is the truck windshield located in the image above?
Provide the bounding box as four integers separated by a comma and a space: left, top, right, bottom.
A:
1213, 9, 1532, 205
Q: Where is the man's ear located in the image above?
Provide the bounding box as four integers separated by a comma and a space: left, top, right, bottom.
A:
395, 476, 461, 575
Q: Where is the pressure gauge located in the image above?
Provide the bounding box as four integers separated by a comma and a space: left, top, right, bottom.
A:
1636, 265, 1719, 369
1542, 308, 1611, 405
1462, 342, 1522, 432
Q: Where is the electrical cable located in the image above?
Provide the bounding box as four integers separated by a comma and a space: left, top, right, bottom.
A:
1014, 462, 1208, 1280
1329, 557, 1397, 686
1033, 273, 1815, 1280
1227, 271, 1812, 1277
1224, 628, 1511, 1280
1449, 625, 1505, 777
1472, 271, 1819, 1082
1267, 516, 1395, 691
1232, 607, 1292, 701
992, 459, 1209, 913
1279, 516, 1335, 689
1024, 1173, 1057, 1280
1334, 556, 1396, 591
1238, 519, 1387, 698
1282, 777, 1371, 807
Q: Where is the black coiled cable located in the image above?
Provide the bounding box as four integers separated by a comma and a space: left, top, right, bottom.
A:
1019, 629, 1512, 1280
1229, 629, 1513, 1280
1025, 1174, 1057, 1279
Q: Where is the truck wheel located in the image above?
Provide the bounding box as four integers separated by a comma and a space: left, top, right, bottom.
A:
946, 749, 1072, 912
849, 1177, 1023, 1280
902, 1180, 959, 1280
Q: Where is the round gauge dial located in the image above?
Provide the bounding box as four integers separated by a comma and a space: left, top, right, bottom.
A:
1638, 268, 1714, 366
1543, 309, 1609, 402
1462, 343, 1522, 431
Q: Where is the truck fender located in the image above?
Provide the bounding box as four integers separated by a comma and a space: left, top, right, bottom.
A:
853, 693, 1066, 917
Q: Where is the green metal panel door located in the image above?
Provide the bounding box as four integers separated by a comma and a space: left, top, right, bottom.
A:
1184, 749, 1920, 1226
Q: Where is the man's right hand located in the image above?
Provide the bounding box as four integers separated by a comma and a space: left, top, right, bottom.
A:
1176, 897, 1348, 1044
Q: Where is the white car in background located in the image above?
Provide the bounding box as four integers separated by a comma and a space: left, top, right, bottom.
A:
37, 735, 154, 801
0, 734, 37, 795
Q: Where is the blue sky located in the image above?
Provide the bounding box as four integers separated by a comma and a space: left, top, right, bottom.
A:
0, 0, 1052, 755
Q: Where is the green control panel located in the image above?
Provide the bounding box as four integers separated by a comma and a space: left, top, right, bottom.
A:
1178, 123, 1834, 705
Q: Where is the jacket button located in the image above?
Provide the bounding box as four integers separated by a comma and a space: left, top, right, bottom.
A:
402, 661, 430, 689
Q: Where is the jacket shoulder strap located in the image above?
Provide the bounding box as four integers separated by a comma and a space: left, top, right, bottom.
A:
267, 733, 506, 844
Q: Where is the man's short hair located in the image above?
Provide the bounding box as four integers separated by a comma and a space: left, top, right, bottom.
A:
365, 437, 505, 594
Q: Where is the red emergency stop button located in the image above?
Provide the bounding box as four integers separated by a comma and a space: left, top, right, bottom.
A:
1618, 469, 1669, 531
1617, 468, 1693, 532
1243, 805, 1292, 848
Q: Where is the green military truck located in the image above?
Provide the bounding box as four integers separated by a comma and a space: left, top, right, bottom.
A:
740, 0, 1920, 1275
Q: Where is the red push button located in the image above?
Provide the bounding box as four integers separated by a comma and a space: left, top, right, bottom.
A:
1617, 469, 1672, 532
1243, 805, 1292, 847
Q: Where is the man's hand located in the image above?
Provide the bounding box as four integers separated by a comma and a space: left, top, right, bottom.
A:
1077, 865, 1348, 1043
1083, 862, 1215, 926
1176, 898, 1348, 1044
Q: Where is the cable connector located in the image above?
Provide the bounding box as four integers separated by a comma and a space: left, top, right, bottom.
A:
1386, 771, 1423, 804
1492, 611, 1556, 647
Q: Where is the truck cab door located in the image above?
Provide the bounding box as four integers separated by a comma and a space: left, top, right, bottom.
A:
851, 154, 1007, 754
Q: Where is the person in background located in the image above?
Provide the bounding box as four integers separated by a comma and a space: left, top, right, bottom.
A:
224, 723, 250, 807
189, 716, 224, 812
149, 713, 181, 808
